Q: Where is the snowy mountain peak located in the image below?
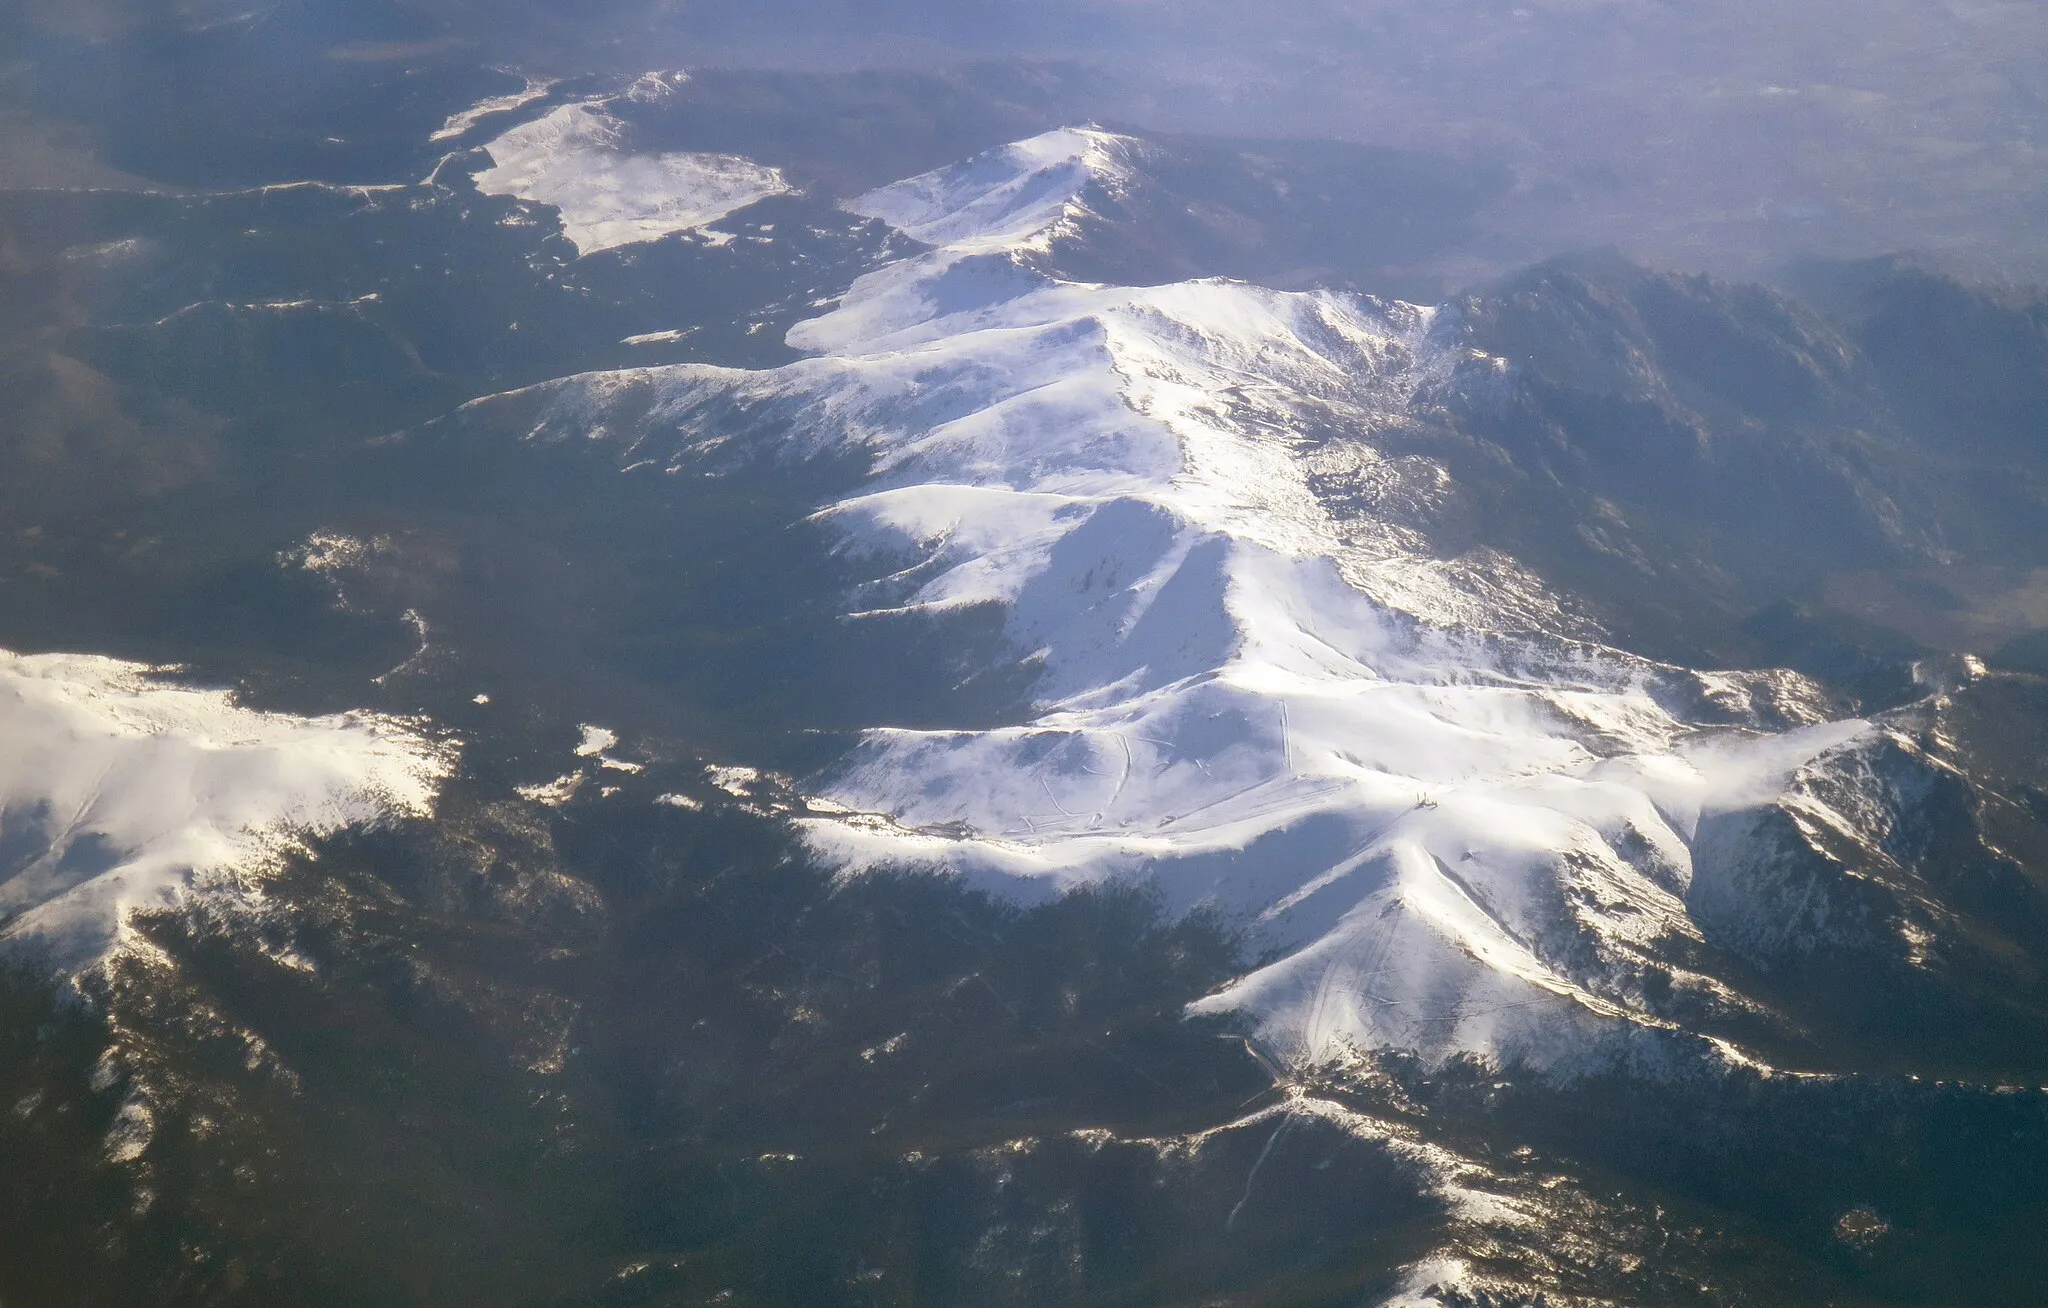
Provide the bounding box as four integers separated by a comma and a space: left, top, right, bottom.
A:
846, 126, 1137, 255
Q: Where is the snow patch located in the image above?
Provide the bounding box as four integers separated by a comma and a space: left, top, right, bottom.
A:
516, 774, 583, 808
621, 328, 694, 346
707, 765, 765, 797
1374, 1257, 1480, 1307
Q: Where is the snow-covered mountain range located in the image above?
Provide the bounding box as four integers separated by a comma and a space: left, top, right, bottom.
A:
439, 121, 2033, 1076
10, 97, 2040, 1094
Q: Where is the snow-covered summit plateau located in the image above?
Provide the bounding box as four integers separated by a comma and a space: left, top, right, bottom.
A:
470, 77, 791, 255
458, 129, 1987, 1074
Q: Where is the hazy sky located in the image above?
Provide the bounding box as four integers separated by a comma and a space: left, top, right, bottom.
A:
654, 0, 2048, 281
5, 0, 2044, 283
